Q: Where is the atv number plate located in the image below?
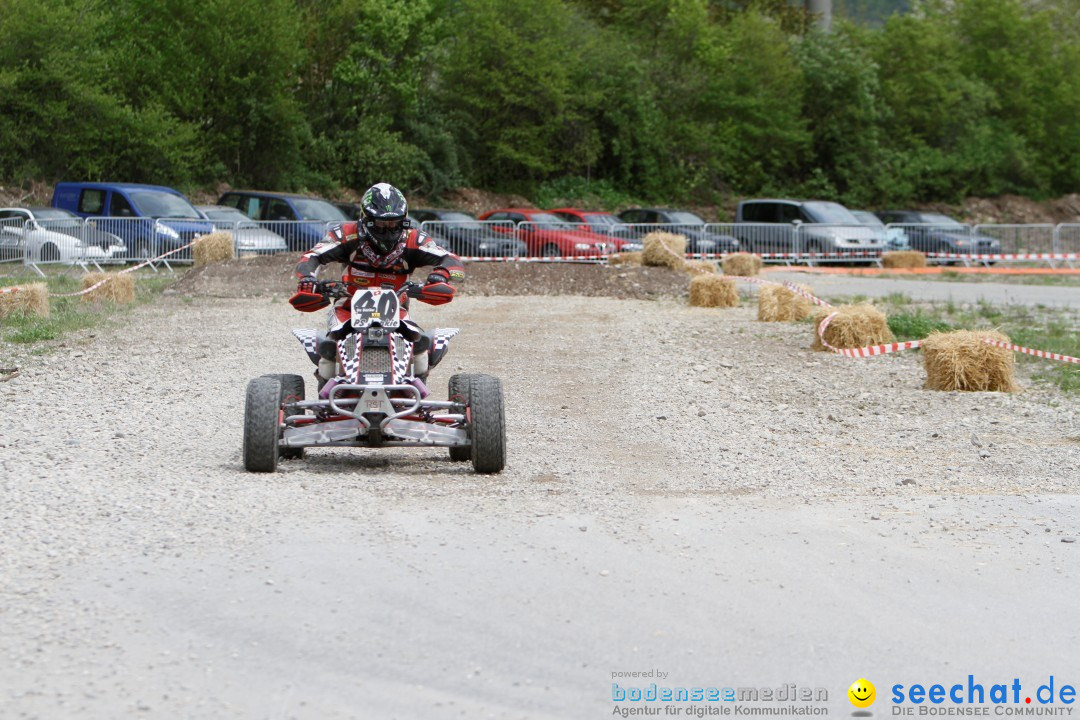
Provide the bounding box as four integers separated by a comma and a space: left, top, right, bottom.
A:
351, 288, 400, 329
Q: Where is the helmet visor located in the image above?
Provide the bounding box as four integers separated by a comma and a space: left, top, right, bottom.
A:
367, 218, 405, 254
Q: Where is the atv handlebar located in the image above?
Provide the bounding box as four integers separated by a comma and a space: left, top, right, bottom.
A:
315, 280, 424, 300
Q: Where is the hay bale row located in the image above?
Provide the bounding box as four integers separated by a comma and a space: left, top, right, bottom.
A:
193, 231, 235, 267
882, 250, 927, 269
922, 330, 1017, 392
811, 303, 893, 351
81, 272, 136, 304
688, 274, 738, 308
0, 283, 49, 319
641, 232, 687, 272
722, 252, 763, 277
758, 284, 814, 322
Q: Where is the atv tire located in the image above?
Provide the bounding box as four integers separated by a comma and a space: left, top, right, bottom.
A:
468, 374, 506, 474
263, 373, 305, 460
244, 375, 282, 472
447, 373, 480, 462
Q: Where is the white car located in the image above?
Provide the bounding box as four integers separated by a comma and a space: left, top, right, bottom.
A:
197, 205, 288, 254
0, 207, 127, 264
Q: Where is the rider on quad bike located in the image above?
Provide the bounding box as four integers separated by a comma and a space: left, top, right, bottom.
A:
289, 182, 465, 386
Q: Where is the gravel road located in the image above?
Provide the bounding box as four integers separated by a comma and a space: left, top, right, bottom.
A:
1, 291, 1078, 719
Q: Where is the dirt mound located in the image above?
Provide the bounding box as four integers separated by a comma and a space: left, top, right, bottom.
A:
168, 254, 690, 301
434, 187, 535, 215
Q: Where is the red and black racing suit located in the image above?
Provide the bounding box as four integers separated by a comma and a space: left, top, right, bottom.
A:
293, 222, 464, 340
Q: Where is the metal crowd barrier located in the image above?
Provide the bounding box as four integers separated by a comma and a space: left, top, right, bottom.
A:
417, 220, 519, 257
707, 223, 796, 261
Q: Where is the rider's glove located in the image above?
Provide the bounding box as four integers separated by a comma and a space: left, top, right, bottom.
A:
297, 275, 317, 294
289, 275, 329, 312
419, 270, 455, 305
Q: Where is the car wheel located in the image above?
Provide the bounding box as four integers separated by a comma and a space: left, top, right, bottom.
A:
542, 243, 560, 258
39, 243, 60, 263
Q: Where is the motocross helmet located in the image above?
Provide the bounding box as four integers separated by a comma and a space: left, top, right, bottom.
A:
360, 183, 409, 258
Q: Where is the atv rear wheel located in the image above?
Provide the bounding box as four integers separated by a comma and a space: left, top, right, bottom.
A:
447, 373, 480, 462
243, 375, 282, 472
468, 374, 506, 474
263, 373, 305, 460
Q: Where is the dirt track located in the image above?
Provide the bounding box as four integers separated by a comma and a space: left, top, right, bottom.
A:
1, 281, 1078, 718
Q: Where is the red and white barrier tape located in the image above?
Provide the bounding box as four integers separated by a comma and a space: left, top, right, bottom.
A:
0, 285, 22, 295
48, 240, 199, 298
459, 255, 607, 263
928, 252, 1080, 261
817, 313, 1080, 364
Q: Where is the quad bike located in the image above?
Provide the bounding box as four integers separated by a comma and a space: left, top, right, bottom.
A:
242, 280, 505, 474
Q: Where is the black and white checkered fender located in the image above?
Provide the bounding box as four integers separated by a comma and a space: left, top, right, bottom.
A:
432, 328, 460, 352
291, 328, 320, 364
337, 338, 360, 383
390, 335, 413, 382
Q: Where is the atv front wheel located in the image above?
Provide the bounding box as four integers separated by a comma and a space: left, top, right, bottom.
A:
447, 373, 479, 462
263, 373, 306, 460
243, 375, 282, 472
468, 374, 506, 473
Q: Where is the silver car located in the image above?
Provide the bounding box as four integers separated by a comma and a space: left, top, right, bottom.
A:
0, 206, 127, 264
197, 205, 288, 254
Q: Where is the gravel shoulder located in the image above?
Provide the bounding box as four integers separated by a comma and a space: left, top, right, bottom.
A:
2, 280, 1078, 718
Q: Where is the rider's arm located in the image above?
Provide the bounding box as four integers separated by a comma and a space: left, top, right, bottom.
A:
408, 234, 464, 305
295, 228, 358, 280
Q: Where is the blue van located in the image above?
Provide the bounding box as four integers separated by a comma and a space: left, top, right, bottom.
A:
52, 182, 214, 261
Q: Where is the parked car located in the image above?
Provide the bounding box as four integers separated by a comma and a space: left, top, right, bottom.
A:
476, 208, 616, 257
51, 182, 212, 260
615, 208, 739, 255
851, 210, 910, 251
548, 208, 643, 252
217, 190, 348, 251
333, 201, 362, 221
197, 205, 288, 254
875, 211, 1001, 256
409, 209, 526, 257
0, 206, 127, 264
734, 199, 884, 259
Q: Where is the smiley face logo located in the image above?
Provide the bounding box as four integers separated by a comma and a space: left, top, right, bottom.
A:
848, 679, 876, 708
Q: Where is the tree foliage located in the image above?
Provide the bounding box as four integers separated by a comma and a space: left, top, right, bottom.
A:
1, 0, 1078, 205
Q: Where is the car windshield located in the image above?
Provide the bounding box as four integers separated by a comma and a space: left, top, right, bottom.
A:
129, 191, 200, 218
803, 202, 860, 224
291, 198, 347, 222
202, 208, 256, 227
851, 211, 885, 228
435, 211, 483, 229
667, 211, 705, 225
31, 208, 81, 227
919, 213, 965, 227
527, 213, 569, 226
584, 213, 618, 227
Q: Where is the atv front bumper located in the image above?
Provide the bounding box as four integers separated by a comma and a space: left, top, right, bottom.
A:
280, 383, 468, 449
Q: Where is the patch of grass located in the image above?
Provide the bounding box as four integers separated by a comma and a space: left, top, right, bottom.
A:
889, 299, 1080, 393
1, 270, 178, 350
888, 312, 955, 340
920, 271, 1080, 286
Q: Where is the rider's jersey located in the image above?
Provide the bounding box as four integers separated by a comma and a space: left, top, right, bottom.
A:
295, 222, 464, 292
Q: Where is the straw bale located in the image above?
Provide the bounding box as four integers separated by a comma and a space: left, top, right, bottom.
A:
81, 272, 136, 304
688, 274, 739, 308
685, 259, 719, 275
722, 252, 763, 277
881, 250, 927, 269
922, 330, 1018, 392
758, 284, 814, 322
811, 303, 893, 350
193, 231, 235, 267
0, 283, 49, 319
607, 251, 642, 266
641, 232, 687, 271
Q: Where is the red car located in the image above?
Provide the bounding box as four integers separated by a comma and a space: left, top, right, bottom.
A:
549, 208, 642, 252
477, 208, 616, 257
